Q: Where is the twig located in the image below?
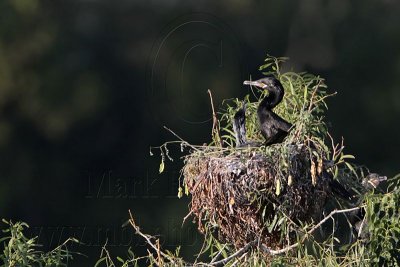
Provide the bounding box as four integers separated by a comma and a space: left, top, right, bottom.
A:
327, 132, 336, 158
308, 84, 320, 112
194, 234, 210, 265
156, 239, 161, 266
182, 210, 193, 227
99, 239, 115, 267
207, 89, 222, 148
128, 210, 178, 266
163, 126, 200, 152
210, 244, 227, 263
261, 206, 361, 255
311, 92, 337, 108
209, 241, 256, 266
357, 216, 367, 238
229, 251, 248, 267
50, 237, 79, 254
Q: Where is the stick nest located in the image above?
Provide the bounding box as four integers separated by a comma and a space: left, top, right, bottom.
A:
184, 143, 333, 249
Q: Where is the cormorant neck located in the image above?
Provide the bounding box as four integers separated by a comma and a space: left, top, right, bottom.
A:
259, 85, 284, 109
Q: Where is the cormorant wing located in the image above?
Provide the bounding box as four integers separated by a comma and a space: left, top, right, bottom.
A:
233, 104, 247, 147
269, 112, 292, 132
264, 126, 288, 145
262, 112, 292, 145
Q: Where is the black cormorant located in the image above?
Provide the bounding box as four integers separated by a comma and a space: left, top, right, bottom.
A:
243, 76, 292, 145
232, 102, 261, 147
362, 173, 387, 191
233, 101, 247, 147
351, 173, 387, 240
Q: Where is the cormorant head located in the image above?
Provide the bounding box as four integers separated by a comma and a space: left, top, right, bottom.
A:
243, 76, 284, 109
243, 76, 280, 90
362, 173, 387, 190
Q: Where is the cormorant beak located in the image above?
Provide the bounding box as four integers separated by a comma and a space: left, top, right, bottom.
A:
243, 80, 267, 89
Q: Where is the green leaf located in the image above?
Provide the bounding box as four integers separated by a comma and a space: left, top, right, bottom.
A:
268, 215, 278, 233
341, 154, 355, 160
94, 257, 106, 267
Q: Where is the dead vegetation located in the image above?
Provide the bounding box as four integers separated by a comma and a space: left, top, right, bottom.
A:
184, 144, 333, 250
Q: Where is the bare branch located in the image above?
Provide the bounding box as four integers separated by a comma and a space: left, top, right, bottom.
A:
261, 206, 361, 255
182, 210, 193, 227
163, 126, 200, 152
210, 244, 227, 263
208, 241, 256, 266
128, 210, 179, 266
207, 89, 222, 148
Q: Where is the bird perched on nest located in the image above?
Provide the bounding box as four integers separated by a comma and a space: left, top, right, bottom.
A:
348, 173, 387, 240
232, 101, 262, 148
361, 173, 387, 191
244, 76, 292, 146
232, 101, 247, 147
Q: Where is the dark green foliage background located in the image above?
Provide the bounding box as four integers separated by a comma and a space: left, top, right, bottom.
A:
0, 0, 399, 265
366, 177, 400, 266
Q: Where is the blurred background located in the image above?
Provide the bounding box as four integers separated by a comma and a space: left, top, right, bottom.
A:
0, 0, 399, 265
